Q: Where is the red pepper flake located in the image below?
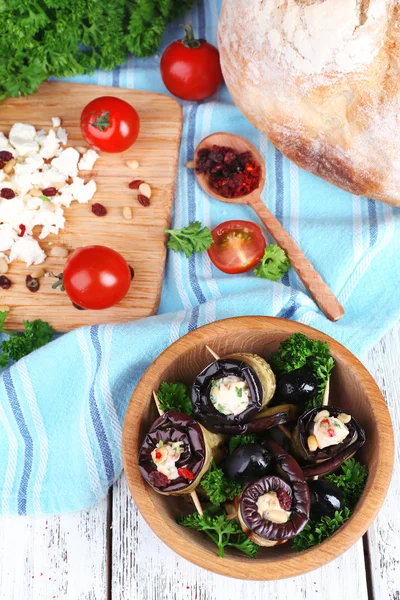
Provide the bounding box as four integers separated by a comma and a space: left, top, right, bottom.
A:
149, 471, 170, 488
196, 145, 260, 198
177, 467, 195, 481
91, 203, 107, 216
128, 179, 144, 190
328, 428, 335, 438
138, 194, 150, 207
321, 418, 331, 426
155, 451, 162, 460
0, 188, 16, 199
18, 224, 26, 237
42, 187, 57, 197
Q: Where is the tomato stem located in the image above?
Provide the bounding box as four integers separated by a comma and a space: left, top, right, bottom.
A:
91, 110, 111, 132
181, 24, 202, 49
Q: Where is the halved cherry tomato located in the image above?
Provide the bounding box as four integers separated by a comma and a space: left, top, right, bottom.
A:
63, 245, 132, 310
208, 221, 266, 274
80, 96, 140, 153
160, 25, 223, 101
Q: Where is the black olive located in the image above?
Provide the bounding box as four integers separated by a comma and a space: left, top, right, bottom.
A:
221, 443, 273, 483
275, 368, 318, 405
308, 479, 343, 518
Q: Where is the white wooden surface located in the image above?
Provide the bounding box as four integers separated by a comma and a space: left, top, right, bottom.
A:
0, 324, 399, 599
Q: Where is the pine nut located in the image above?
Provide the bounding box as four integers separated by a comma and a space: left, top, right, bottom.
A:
29, 188, 42, 197
307, 435, 319, 452
138, 182, 151, 198
31, 267, 45, 278
75, 146, 88, 154
338, 413, 351, 424
185, 160, 194, 169
265, 510, 289, 524
3, 159, 16, 174
122, 206, 132, 220
314, 409, 330, 421
126, 159, 139, 170
0, 257, 8, 274
49, 245, 68, 258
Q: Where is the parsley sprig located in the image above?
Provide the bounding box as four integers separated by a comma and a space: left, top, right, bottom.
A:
157, 382, 192, 416
200, 461, 242, 507
178, 510, 258, 558
0, 311, 53, 368
228, 434, 258, 454
270, 332, 334, 409
254, 244, 290, 281
293, 459, 368, 552
164, 221, 213, 258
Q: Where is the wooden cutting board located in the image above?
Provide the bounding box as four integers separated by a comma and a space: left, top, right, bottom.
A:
0, 82, 183, 331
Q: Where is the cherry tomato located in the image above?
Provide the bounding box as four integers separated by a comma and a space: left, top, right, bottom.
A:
80, 96, 140, 153
160, 25, 223, 101
208, 221, 266, 274
63, 245, 132, 310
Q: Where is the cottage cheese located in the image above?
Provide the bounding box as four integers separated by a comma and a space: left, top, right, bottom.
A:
0, 118, 98, 266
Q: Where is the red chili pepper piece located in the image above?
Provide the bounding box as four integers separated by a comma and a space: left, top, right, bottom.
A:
18, 224, 26, 237
0, 188, 15, 199
177, 467, 195, 481
149, 471, 170, 488
328, 428, 335, 438
128, 179, 144, 190
91, 203, 107, 216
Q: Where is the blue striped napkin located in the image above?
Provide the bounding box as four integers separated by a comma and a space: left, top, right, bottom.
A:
1, 0, 400, 515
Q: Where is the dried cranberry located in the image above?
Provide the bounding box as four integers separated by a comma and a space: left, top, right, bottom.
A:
0, 151, 13, 162
0, 161, 4, 170
129, 266, 135, 280
0, 188, 15, 199
210, 163, 224, 174
128, 179, 143, 190
18, 224, 26, 237
42, 187, 57, 197
138, 194, 150, 207
148, 471, 170, 488
177, 467, 195, 481
0, 276, 11, 290
224, 151, 236, 164
26, 275, 40, 293
91, 203, 107, 216
277, 489, 292, 512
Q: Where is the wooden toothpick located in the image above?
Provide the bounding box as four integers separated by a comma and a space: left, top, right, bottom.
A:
205, 345, 220, 360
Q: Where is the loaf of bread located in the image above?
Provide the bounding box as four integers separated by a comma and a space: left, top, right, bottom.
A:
218, 0, 400, 206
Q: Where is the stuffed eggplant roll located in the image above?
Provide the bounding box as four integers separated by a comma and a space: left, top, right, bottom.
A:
138, 411, 224, 495
292, 406, 366, 478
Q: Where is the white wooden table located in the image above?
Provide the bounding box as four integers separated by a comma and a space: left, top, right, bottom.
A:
1, 324, 399, 600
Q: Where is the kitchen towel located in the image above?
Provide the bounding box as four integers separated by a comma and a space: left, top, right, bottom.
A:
0, 0, 400, 515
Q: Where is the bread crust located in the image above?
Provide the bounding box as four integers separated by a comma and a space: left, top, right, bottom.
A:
218, 0, 400, 206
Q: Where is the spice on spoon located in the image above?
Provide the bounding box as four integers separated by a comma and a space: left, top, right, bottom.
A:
195, 145, 261, 198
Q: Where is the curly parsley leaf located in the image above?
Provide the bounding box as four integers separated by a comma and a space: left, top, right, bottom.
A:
270, 332, 334, 409
0, 311, 53, 368
178, 510, 258, 558
228, 434, 258, 455
157, 382, 192, 416
293, 507, 351, 552
254, 244, 290, 281
164, 221, 213, 258
326, 458, 368, 509
200, 461, 242, 507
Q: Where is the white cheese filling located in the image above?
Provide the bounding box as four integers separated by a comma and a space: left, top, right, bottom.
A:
210, 375, 250, 416
151, 441, 184, 481
256, 491, 291, 524
0, 119, 99, 266
313, 411, 349, 450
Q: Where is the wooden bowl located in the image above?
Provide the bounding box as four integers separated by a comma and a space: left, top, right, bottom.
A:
122, 317, 394, 580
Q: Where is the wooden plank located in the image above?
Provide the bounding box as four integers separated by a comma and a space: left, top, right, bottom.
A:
0, 497, 108, 600
0, 82, 182, 331
112, 474, 368, 599
364, 322, 400, 600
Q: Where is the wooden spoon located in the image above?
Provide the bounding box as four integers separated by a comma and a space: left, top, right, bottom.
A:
194, 133, 344, 322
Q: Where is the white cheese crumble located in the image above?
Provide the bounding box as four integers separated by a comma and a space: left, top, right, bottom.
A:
313, 411, 349, 450
210, 375, 250, 416
0, 122, 99, 266
151, 441, 184, 481
78, 149, 99, 171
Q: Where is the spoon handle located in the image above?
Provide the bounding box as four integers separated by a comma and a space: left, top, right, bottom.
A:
249, 195, 344, 322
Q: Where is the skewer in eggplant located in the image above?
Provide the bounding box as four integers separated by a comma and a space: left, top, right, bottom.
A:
138, 410, 224, 498
292, 406, 366, 479
191, 350, 298, 434
236, 441, 310, 546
